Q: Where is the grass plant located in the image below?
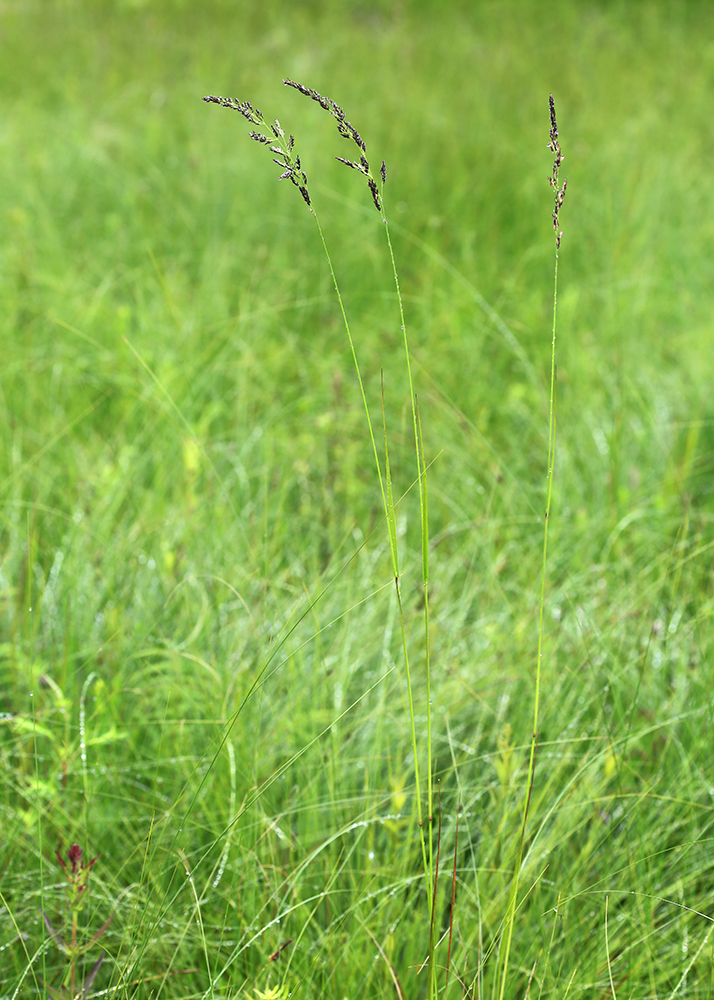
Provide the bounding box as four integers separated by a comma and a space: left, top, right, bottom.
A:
497, 93, 567, 1000
204, 77, 439, 996
2, 2, 714, 998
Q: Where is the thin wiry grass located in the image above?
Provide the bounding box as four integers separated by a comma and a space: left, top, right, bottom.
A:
497, 93, 567, 1000
282, 76, 438, 995
202, 83, 570, 1000
205, 81, 438, 995
5, 8, 714, 995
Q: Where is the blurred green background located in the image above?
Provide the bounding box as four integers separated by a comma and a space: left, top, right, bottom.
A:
2, 1, 714, 997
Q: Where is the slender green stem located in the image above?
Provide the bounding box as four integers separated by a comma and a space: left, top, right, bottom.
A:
311, 207, 430, 894
383, 215, 432, 822
311, 209, 387, 517
379, 373, 431, 905
70, 910, 78, 996
497, 247, 559, 1000
382, 206, 435, 996
28, 514, 47, 996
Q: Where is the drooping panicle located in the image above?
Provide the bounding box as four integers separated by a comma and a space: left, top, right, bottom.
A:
283, 78, 384, 213
203, 94, 311, 208
547, 94, 567, 248
203, 95, 264, 127
283, 78, 367, 152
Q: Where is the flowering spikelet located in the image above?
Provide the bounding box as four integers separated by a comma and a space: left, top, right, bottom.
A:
203, 95, 311, 207
283, 79, 385, 212
547, 94, 567, 249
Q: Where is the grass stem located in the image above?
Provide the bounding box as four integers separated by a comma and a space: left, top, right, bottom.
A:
497, 95, 565, 1000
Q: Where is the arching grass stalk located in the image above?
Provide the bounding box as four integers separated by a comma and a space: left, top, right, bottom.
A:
497, 94, 567, 1000
282, 78, 437, 989
281, 85, 436, 990
310, 200, 433, 934
204, 85, 436, 992
382, 199, 434, 905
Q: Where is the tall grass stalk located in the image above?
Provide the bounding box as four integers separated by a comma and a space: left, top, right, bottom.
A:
373, 147, 435, 996
497, 94, 567, 1000
382, 200, 434, 902
281, 83, 437, 993
204, 83, 437, 992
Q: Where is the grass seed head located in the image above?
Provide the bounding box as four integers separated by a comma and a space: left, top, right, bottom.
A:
283, 78, 384, 212
204, 94, 311, 207
203, 94, 264, 126
368, 177, 382, 211
547, 94, 567, 248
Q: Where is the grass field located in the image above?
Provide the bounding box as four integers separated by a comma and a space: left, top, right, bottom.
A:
2, 1, 714, 997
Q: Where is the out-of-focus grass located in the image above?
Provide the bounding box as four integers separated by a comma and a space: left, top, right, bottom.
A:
1, 1, 713, 997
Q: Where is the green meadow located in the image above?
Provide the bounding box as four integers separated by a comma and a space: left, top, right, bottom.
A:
2, 1, 714, 997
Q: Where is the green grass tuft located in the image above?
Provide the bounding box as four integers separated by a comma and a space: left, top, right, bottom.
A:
2, 2, 714, 998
